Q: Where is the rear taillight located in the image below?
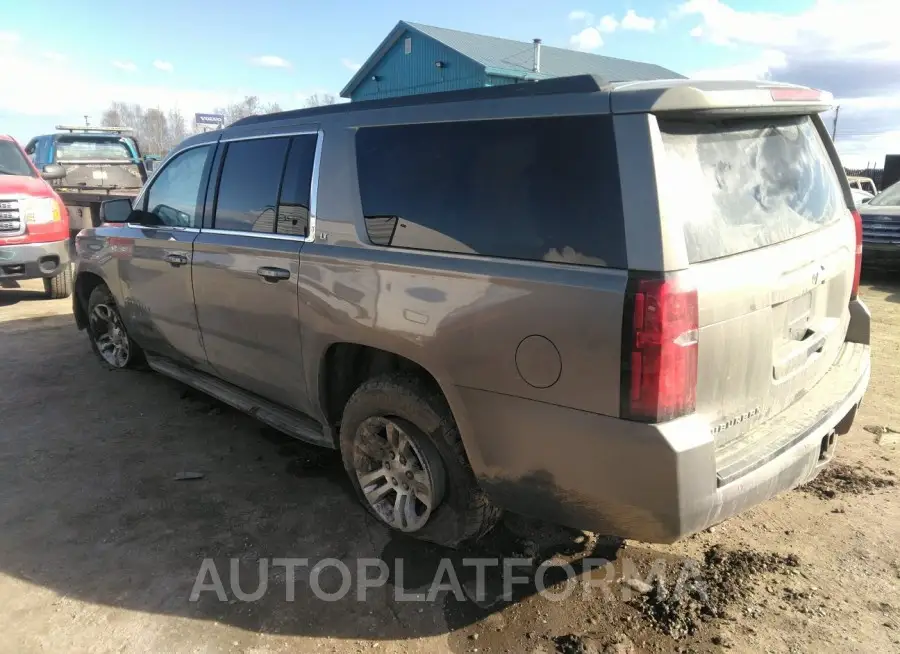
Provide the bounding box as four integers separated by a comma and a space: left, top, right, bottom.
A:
851, 209, 862, 300
621, 276, 699, 423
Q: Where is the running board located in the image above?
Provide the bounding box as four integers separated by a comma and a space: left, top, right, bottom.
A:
146, 356, 334, 449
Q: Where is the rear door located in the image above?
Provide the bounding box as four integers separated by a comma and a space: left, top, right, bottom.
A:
653, 113, 855, 447
192, 132, 319, 414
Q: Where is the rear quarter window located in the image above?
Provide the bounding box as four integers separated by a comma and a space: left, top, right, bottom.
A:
657, 115, 845, 263
355, 115, 626, 268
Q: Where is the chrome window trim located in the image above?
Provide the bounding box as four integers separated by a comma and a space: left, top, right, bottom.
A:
124, 224, 200, 233
203, 130, 323, 244
198, 228, 307, 242
307, 130, 323, 244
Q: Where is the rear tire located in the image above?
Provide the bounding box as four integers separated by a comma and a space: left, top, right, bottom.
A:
86, 284, 144, 369
339, 373, 501, 548
43, 264, 72, 299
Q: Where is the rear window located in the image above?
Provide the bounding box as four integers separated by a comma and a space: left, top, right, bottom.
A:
355, 115, 626, 268
657, 116, 844, 263
55, 138, 133, 161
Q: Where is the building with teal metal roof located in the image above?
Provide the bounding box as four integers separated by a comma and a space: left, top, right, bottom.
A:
341, 21, 684, 102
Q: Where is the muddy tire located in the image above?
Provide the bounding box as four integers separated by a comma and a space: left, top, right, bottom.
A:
43, 264, 73, 299
339, 373, 500, 548
86, 284, 144, 370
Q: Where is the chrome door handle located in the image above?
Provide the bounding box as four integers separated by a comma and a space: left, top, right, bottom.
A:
257, 266, 291, 282
164, 253, 188, 267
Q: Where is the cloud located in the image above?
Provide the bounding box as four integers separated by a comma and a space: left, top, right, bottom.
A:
111, 60, 137, 72
0, 41, 301, 128
569, 10, 655, 47
690, 49, 787, 80
153, 60, 174, 72
341, 58, 361, 72
0, 31, 20, 48
621, 10, 656, 32
679, 0, 900, 165
598, 15, 619, 33
569, 27, 603, 51
568, 10, 594, 23
250, 55, 291, 68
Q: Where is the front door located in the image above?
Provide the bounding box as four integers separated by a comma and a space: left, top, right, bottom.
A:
118, 143, 215, 366
192, 132, 319, 413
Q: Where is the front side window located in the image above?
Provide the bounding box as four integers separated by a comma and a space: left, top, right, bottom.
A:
141, 145, 212, 228
355, 116, 626, 267
213, 138, 289, 233
0, 141, 36, 177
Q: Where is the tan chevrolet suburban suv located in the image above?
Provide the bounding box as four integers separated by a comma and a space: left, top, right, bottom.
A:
72, 76, 871, 547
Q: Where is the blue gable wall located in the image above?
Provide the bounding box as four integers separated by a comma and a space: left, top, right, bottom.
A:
350, 30, 490, 101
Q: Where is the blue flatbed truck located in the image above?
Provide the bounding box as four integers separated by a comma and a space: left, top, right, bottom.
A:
24, 126, 148, 238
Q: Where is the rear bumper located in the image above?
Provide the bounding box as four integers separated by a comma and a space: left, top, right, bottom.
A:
0, 239, 71, 280
462, 338, 871, 543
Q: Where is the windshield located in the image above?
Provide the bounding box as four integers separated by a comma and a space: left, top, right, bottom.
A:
869, 180, 900, 207
0, 140, 35, 177
55, 138, 133, 161
658, 115, 844, 263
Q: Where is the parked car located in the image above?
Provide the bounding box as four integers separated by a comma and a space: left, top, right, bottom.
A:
0, 135, 73, 298
72, 76, 871, 547
851, 188, 874, 207
858, 179, 900, 268
847, 176, 878, 196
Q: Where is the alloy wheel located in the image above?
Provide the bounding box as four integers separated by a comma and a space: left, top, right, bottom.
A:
353, 416, 445, 532
90, 303, 131, 368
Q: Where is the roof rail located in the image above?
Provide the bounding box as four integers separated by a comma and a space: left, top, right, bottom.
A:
55, 125, 134, 134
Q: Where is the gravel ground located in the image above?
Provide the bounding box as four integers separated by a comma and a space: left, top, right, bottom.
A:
0, 273, 898, 654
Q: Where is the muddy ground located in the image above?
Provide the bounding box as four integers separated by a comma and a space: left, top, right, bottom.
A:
1, 273, 898, 654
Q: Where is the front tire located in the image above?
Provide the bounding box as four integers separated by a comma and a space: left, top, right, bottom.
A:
339, 374, 500, 548
86, 284, 143, 369
43, 264, 72, 299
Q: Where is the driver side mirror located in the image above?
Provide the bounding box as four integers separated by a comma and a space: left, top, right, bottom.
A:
41, 163, 67, 181
100, 198, 134, 224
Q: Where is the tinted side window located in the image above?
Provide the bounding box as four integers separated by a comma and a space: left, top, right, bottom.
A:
276, 135, 317, 237
214, 138, 289, 233
355, 116, 625, 268
142, 145, 211, 228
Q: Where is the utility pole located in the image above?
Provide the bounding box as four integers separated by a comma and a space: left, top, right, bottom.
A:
832, 105, 840, 142
84, 114, 90, 127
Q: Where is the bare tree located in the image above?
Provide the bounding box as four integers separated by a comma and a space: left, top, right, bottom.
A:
98, 94, 284, 154
214, 95, 283, 126
304, 93, 337, 108
141, 108, 169, 156
100, 102, 190, 156
167, 108, 188, 149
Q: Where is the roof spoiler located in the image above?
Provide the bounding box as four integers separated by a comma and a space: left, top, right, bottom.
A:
610, 80, 834, 115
